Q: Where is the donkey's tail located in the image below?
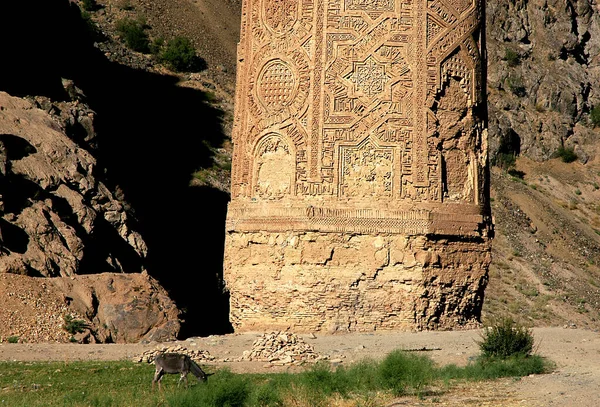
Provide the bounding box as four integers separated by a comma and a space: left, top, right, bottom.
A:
189, 359, 208, 382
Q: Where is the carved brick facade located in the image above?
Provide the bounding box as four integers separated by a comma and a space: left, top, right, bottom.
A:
224, 0, 492, 332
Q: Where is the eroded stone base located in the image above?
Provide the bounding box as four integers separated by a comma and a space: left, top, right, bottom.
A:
224, 231, 491, 333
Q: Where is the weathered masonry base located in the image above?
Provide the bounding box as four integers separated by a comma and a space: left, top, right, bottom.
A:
225, 0, 492, 332
224, 204, 492, 332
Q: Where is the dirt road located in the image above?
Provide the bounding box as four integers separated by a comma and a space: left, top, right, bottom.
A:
1, 327, 598, 406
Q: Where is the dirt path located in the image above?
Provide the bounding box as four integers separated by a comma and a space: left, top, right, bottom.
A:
1, 327, 598, 406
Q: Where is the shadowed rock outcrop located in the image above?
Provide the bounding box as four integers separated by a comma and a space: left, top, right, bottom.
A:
0, 91, 181, 342
0, 92, 147, 277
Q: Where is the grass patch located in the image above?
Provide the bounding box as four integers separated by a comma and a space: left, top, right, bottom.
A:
439, 355, 547, 382
0, 342, 552, 407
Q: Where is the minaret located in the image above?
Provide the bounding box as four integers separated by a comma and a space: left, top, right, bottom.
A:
224, 0, 492, 333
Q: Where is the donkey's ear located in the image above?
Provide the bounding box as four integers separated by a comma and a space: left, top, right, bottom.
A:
206, 373, 215, 376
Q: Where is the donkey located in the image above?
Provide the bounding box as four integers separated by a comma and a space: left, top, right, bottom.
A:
152, 352, 210, 391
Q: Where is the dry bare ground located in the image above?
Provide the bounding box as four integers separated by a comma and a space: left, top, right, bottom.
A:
1, 327, 600, 406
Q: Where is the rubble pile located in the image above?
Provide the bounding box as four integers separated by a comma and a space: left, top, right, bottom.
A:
241, 331, 327, 366
136, 345, 215, 364
0, 277, 79, 343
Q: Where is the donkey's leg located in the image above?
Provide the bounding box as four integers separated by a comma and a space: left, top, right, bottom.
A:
178, 372, 189, 388
152, 368, 164, 392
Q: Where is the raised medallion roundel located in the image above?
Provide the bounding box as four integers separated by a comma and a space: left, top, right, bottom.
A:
262, 0, 298, 35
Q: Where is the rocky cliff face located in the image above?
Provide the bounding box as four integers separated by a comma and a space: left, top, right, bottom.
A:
0, 91, 146, 277
487, 0, 600, 162
484, 0, 600, 330
0, 90, 181, 343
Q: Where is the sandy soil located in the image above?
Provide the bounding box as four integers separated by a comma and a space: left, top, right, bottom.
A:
1, 327, 599, 406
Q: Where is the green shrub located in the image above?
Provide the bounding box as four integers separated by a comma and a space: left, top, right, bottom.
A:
477, 318, 534, 359
590, 105, 600, 127
493, 152, 516, 171
553, 146, 578, 163
81, 0, 97, 12
173, 369, 249, 407
115, 18, 150, 53
159, 36, 206, 72
63, 315, 89, 335
80, 10, 104, 41
7, 336, 19, 344
250, 383, 284, 407
337, 358, 381, 392
149, 36, 165, 55
298, 362, 351, 399
507, 76, 526, 97
504, 48, 520, 67
508, 168, 525, 179
377, 350, 435, 396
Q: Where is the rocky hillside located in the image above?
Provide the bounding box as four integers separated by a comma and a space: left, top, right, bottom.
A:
484, 0, 600, 330
1, 0, 599, 343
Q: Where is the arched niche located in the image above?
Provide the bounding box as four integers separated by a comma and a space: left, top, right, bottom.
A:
252, 133, 295, 200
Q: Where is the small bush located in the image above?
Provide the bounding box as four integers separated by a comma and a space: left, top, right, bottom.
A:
149, 36, 165, 55
504, 48, 521, 67
7, 336, 19, 344
251, 383, 284, 407
208, 370, 250, 407
115, 17, 150, 53
508, 168, 525, 179
81, 0, 97, 12
507, 76, 526, 97
553, 146, 578, 163
159, 36, 206, 72
590, 105, 600, 127
378, 350, 435, 396
493, 152, 516, 171
80, 10, 104, 41
478, 318, 534, 359
63, 315, 89, 335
